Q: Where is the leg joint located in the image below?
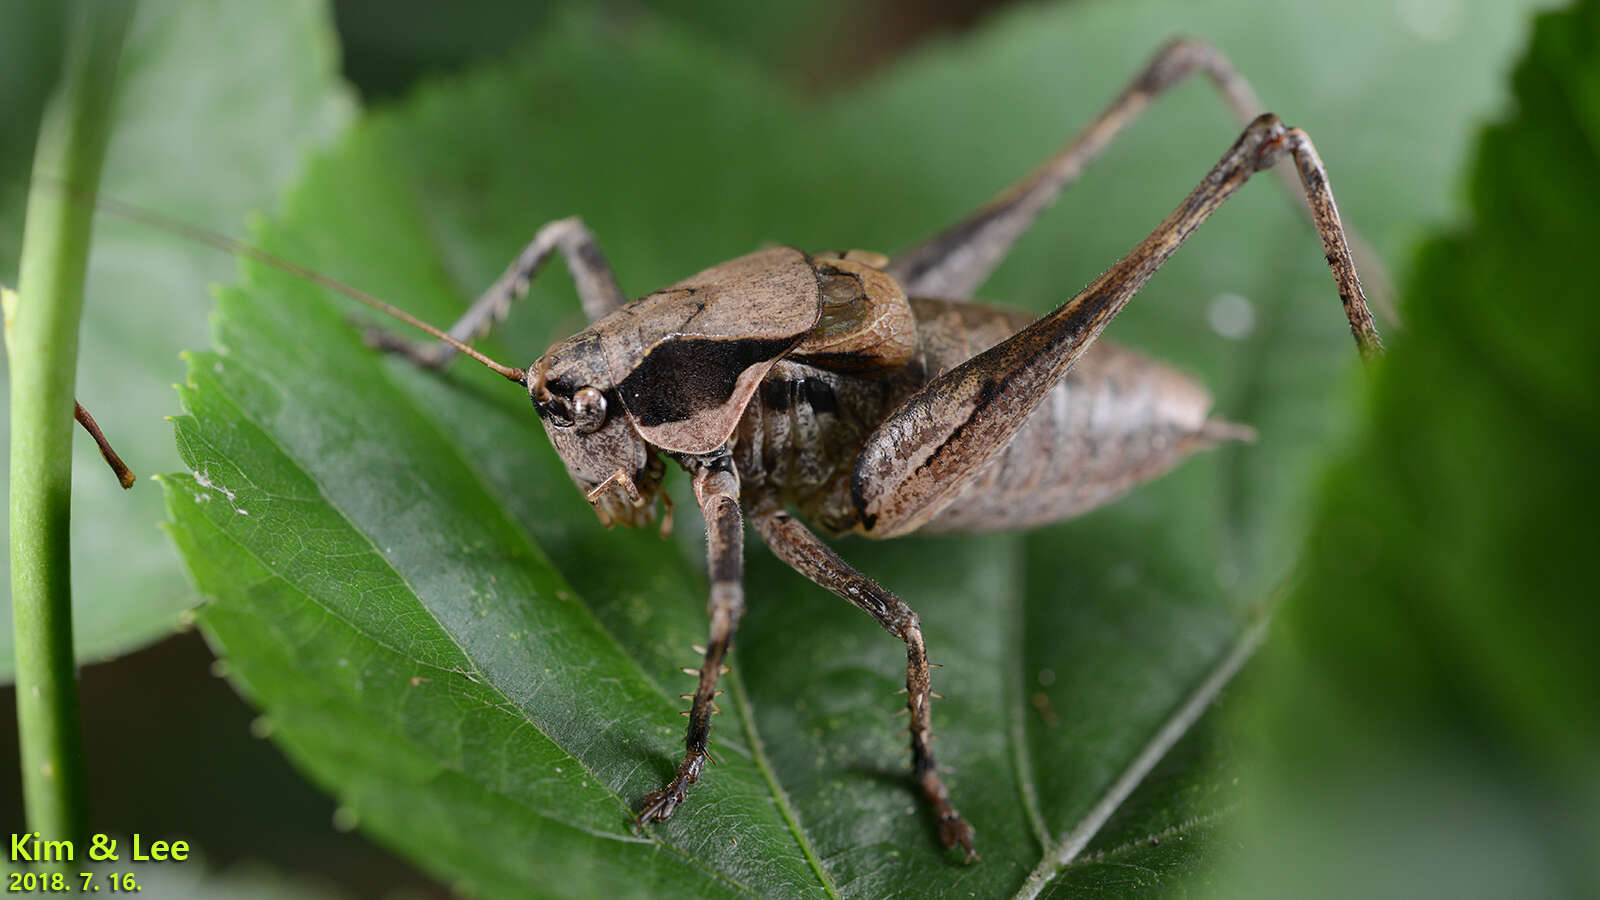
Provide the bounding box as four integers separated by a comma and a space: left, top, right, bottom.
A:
1137, 36, 1218, 94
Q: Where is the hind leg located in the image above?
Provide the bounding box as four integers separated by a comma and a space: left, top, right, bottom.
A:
887, 37, 1390, 311
856, 115, 1381, 538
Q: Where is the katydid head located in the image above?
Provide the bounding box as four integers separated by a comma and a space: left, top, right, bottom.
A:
528, 335, 665, 530
517, 246, 829, 530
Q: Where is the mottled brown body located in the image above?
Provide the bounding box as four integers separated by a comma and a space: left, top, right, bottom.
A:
735, 296, 1249, 538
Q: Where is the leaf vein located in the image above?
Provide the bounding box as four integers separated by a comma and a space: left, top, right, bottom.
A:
1007, 555, 1051, 851
1011, 619, 1267, 900
726, 659, 842, 898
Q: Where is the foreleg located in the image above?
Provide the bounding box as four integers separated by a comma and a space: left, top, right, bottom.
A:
369, 216, 626, 368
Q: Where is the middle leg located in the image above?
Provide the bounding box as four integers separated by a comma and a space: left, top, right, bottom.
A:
750, 496, 977, 862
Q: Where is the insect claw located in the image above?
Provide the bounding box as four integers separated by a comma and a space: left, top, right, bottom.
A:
691, 644, 707, 655
929, 691, 945, 700
679, 693, 694, 701
681, 667, 701, 677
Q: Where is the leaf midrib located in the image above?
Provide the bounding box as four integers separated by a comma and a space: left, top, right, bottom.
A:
1007, 552, 1053, 852
1011, 619, 1267, 899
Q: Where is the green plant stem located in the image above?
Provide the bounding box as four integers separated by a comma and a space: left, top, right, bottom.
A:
8, 0, 135, 852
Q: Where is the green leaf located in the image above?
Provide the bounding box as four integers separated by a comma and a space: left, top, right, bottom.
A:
0, 0, 354, 677
160, 1, 1554, 895
1225, 2, 1600, 897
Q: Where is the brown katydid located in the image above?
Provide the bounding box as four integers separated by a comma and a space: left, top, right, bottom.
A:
96, 37, 1382, 862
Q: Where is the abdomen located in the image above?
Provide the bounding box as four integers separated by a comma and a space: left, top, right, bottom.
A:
898, 299, 1250, 534
738, 298, 1250, 535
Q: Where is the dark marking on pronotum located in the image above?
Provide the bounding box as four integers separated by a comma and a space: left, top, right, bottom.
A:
681, 299, 709, 330
618, 336, 797, 426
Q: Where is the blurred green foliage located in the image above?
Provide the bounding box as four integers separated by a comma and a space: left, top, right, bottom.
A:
1226, 3, 1600, 897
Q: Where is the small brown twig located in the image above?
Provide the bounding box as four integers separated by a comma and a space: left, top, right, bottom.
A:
73, 401, 134, 489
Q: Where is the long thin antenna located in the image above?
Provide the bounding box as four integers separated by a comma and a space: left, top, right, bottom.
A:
49, 178, 526, 384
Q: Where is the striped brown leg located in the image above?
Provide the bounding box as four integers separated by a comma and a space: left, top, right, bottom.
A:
751, 497, 976, 862
636, 467, 745, 824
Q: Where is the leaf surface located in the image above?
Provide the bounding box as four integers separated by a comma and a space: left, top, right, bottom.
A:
1225, 3, 1600, 896
160, 1, 1555, 895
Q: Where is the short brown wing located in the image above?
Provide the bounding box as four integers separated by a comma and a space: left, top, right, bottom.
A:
603, 246, 822, 454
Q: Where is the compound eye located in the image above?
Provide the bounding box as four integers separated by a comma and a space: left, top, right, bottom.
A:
572, 386, 607, 433
541, 395, 573, 428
